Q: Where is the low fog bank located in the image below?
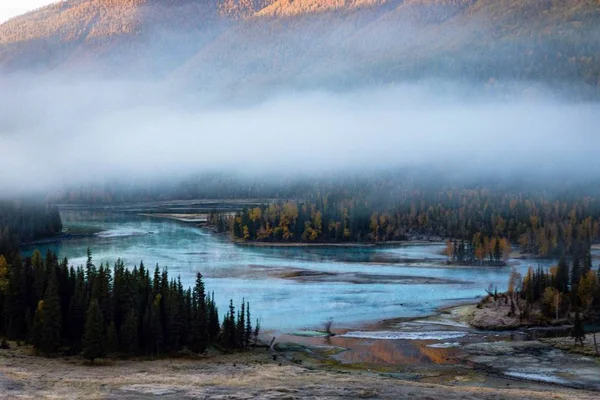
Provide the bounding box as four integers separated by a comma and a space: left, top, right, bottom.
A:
1, 75, 599, 198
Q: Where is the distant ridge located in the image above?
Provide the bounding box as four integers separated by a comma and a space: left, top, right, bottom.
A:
0, 0, 598, 95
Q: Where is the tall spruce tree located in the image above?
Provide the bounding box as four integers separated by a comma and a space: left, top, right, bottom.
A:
31, 300, 44, 355
555, 255, 570, 293
208, 292, 220, 342
5, 254, 26, 340
571, 257, 582, 289
190, 273, 208, 353
105, 320, 119, 355
121, 310, 139, 356
236, 301, 245, 348
68, 268, 86, 352
82, 299, 104, 363
245, 302, 252, 347
41, 269, 61, 355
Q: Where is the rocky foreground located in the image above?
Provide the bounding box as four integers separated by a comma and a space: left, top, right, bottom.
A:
0, 343, 598, 400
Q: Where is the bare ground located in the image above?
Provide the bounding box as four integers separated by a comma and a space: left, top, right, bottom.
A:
0, 344, 598, 399
542, 334, 600, 357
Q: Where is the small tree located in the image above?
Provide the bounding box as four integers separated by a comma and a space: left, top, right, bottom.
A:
253, 319, 261, 346
324, 318, 334, 336
572, 312, 585, 346
82, 299, 104, 364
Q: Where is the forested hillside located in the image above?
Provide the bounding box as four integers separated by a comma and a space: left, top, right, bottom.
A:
0, 202, 62, 257
0, 0, 598, 96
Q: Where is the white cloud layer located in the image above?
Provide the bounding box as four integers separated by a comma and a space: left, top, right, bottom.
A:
1, 75, 599, 195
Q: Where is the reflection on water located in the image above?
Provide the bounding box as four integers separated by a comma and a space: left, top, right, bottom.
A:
278, 332, 461, 366
335, 338, 460, 365
21, 209, 556, 331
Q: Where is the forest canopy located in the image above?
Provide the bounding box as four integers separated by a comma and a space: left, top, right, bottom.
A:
0, 249, 255, 359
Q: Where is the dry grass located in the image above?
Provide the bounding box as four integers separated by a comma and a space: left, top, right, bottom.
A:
1, 343, 599, 399
542, 334, 600, 358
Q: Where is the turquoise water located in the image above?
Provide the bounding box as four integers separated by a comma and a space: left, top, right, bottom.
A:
22, 210, 554, 332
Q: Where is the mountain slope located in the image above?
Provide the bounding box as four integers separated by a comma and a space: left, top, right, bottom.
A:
0, 0, 226, 74
0, 0, 599, 94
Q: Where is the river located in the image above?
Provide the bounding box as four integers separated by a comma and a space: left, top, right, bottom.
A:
22, 208, 554, 332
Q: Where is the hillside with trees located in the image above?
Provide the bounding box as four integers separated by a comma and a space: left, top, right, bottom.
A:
0, 0, 598, 96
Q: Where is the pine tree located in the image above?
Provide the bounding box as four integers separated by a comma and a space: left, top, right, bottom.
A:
121, 310, 139, 356
208, 292, 220, 342
555, 255, 570, 293
106, 320, 119, 355
31, 250, 46, 301
82, 299, 104, 363
5, 254, 26, 340
223, 300, 237, 348
190, 273, 208, 353
68, 268, 86, 351
236, 301, 245, 348
31, 300, 44, 355
253, 318, 261, 346
571, 257, 581, 289
245, 302, 252, 347
41, 269, 61, 355
572, 312, 586, 346
150, 294, 163, 356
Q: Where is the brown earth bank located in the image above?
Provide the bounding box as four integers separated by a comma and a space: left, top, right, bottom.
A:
0, 343, 598, 400
463, 295, 572, 331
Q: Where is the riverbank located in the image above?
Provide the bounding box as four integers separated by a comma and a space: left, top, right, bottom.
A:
0, 342, 597, 399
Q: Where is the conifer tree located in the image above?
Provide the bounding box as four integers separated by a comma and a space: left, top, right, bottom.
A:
209, 294, 220, 342
572, 257, 582, 289
31, 300, 44, 355
106, 320, 119, 355
121, 310, 139, 356
68, 268, 86, 351
5, 254, 26, 340
150, 294, 163, 356
223, 300, 237, 348
82, 299, 104, 363
572, 312, 586, 346
245, 302, 252, 347
0, 249, 252, 358
237, 301, 245, 348
41, 269, 61, 355
190, 273, 208, 353
555, 255, 570, 293
31, 250, 46, 301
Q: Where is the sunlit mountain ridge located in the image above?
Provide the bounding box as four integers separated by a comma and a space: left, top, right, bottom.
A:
0, 0, 598, 95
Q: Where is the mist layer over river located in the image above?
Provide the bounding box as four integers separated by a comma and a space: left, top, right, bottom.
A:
22, 209, 554, 332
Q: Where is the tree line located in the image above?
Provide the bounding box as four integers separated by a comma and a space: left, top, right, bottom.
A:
0, 249, 257, 362
0, 201, 62, 257
225, 187, 600, 259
